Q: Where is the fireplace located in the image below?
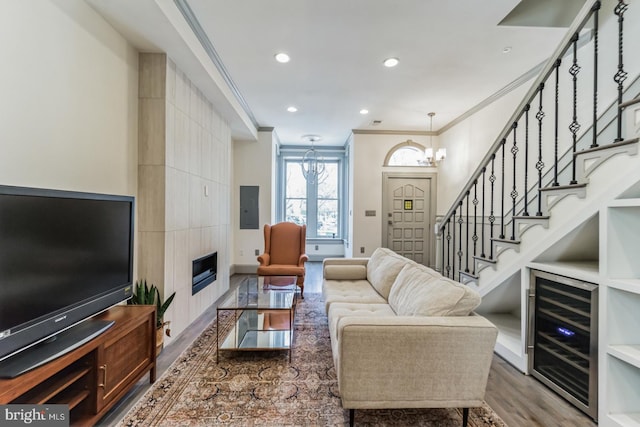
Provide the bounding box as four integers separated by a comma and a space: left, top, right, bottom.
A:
192, 252, 217, 295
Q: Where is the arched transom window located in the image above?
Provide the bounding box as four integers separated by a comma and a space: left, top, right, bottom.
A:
384, 140, 427, 166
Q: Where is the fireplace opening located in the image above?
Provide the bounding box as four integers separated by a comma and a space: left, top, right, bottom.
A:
192, 252, 217, 295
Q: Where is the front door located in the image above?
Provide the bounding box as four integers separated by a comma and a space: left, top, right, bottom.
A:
383, 175, 434, 266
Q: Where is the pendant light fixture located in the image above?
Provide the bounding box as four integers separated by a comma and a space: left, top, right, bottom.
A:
423, 112, 446, 166
301, 135, 326, 183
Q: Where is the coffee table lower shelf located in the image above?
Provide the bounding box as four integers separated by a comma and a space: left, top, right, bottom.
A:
217, 310, 294, 362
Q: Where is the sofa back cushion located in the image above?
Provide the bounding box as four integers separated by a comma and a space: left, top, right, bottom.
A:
366, 248, 410, 299
388, 263, 481, 316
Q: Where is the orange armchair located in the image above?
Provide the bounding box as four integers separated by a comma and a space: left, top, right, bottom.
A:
257, 222, 308, 298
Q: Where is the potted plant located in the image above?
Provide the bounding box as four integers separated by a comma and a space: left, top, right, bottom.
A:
128, 280, 176, 355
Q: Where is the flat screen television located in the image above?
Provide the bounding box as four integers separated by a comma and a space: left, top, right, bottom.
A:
0, 185, 134, 378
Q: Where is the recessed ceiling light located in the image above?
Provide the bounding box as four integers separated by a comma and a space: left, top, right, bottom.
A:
287, 106, 298, 113
275, 52, 290, 63
360, 109, 369, 115
502, 46, 512, 54
383, 57, 399, 67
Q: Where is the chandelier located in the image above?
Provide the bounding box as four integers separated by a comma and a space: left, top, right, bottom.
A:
301, 135, 326, 183
422, 112, 446, 166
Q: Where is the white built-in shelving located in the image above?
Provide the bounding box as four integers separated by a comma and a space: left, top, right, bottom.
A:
601, 198, 640, 426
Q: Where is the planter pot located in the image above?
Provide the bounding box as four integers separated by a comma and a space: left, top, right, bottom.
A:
156, 327, 164, 356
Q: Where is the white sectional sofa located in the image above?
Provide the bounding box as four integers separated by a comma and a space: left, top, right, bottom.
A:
322, 247, 498, 427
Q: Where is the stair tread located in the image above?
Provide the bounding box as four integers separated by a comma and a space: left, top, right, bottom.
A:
513, 215, 550, 220
459, 271, 479, 279
491, 237, 521, 244
574, 137, 639, 156
539, 183, 587, 192
620, 97, 640, 109
473, 256, 497, 264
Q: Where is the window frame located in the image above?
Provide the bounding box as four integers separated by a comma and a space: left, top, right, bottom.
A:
277, 146, 347, 240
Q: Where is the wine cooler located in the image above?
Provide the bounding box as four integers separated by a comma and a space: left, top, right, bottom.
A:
528, 269, 598, 421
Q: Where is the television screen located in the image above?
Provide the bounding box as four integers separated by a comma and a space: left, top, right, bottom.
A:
0, 185, 134, 366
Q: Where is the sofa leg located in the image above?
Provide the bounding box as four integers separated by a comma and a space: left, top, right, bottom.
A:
462, 408, 469, 427
349, 409, 355, 426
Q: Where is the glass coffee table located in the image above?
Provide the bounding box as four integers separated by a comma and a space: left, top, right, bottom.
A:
216, 275, 297, 362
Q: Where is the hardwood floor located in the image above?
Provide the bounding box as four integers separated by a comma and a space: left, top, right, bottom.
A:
100, 261, 596, 426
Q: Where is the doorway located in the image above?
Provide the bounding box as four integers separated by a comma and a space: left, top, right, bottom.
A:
382, 173, 437, 267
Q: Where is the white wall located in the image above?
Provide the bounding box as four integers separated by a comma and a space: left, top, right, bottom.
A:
436, 86, 529, 214
232, 130, 276, 269
351, 132, 437, 257
136, 55, 232, 344
0, 0, 138, 195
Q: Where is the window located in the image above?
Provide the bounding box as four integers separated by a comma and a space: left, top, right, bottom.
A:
279, 148, 346, 239
384, 140, 428, 166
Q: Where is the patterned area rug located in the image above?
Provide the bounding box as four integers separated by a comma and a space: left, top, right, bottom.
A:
118, 294, 507, 426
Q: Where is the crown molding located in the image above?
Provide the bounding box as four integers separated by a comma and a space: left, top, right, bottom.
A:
174, 0, 259, 129
352, 129, 432, 136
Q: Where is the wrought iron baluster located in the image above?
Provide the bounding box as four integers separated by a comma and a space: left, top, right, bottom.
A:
510, 122, 518, 240
536, 83, 546, 216
465, 191, 470, 273
458, 201, 463, 279
489, 154, 496, 259
451, 211, 456, 279
481, 168, 486, 259
440, 223, 445, 274
591, 2, 601, 148
569, 33, 581, 185
553, 59, 561, 187
523, 105, 530, 216
472, 180, 478, 275
500, 139, 506, 239
446, 218, 451, 278
614, 0, 628, 142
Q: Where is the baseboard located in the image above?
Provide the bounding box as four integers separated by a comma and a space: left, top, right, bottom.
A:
308, 255, 344, 262
233, 264, 259, 274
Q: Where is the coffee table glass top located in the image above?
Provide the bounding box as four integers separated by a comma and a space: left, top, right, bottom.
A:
218, 275, 297, 310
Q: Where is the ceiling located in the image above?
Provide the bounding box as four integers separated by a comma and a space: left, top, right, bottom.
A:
87, 0, 584, 146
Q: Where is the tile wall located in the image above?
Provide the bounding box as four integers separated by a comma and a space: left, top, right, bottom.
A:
137, 53, 231, 343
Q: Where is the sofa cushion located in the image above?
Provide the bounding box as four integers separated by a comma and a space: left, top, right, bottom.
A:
324, 264, 367, 281
366, 248, 410, 300
388, 263, 481, 316
327, 303, 396, 357
322, 279, 387, 312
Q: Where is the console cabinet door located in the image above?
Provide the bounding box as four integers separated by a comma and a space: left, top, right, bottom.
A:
96, 308, 155, 411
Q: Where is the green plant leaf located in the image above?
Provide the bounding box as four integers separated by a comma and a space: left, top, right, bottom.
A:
130, 279, 175, 329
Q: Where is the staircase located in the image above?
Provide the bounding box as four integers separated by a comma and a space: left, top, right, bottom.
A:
436, 1, 640, 425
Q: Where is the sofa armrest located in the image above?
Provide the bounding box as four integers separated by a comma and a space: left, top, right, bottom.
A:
335, 314, 498, 408
323, 257, 369, 280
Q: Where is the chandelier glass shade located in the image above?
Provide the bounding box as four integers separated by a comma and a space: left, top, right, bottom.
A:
301, 148, 326, 183
300, 136, 326, 183
421, 112, 446, 166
